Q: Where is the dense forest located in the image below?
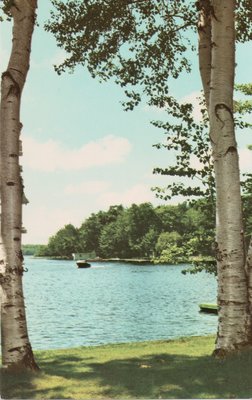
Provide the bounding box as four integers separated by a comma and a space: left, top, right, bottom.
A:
24, 190, 252, 267
28, 196, 251, 266
28, 200, 215, 264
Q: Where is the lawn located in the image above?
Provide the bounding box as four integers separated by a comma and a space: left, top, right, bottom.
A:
2, 335, 252, 399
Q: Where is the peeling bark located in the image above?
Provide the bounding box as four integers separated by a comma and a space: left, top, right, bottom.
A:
209, 0, 251, 354
0, 0, 39, 371
198, 0, 252, 355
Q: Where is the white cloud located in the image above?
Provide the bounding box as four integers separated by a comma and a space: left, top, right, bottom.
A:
99, 183, 155, 208
23, 204, 89, 244
22, 135, 132, 172
65, 180, 110, 195
23, 206, 67, 244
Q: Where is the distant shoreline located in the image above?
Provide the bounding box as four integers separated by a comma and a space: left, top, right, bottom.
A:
86, 257, 153, 264
31, 255, 154, 264
29, 256, 197, 267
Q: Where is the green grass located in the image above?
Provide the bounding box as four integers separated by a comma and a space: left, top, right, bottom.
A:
2, 335, 252, 399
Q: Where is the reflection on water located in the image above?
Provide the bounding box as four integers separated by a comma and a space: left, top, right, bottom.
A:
23, 257, 217, 350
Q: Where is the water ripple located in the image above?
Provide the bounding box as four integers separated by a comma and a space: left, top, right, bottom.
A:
23, 258, 217, 350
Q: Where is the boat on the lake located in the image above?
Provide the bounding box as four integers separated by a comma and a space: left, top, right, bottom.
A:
73, 252, 95, 268
199, 303, 218, 314
76, 260, 91, 268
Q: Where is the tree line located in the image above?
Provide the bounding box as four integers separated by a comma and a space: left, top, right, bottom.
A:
33, 198, 251, 266
35, 201, 215, 262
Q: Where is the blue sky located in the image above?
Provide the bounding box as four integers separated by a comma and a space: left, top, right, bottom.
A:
0, 2, 251, 244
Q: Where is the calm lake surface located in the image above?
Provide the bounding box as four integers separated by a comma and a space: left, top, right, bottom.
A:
23, 257, 217, 350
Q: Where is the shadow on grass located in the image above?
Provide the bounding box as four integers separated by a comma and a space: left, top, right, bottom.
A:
1, 369, 38, 400
2, 349, 252, 398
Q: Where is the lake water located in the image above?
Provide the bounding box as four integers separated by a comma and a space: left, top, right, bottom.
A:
22, 257, 217, 350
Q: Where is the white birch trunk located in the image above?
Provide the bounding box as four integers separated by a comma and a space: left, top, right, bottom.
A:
209, 0, 251, 355
0, 0, 38, 370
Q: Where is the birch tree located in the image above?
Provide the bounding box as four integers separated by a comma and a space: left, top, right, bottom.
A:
0, 0, 38, 371
197, 0, 252, 355
46, 0, 252, 355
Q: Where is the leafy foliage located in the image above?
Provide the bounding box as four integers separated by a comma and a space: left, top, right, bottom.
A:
46, 0, 197, 111
152, 94, 215, 203
152, 83, 252, 202
22, 244, 44, 256
242, 173, 252, 244
39, 201, 215, 263
46, 1, 251, 111
0, 0, 14, 21
45, 3, 251, 253
37, 224, 80, 259
44, 2, 252, 272
235, 0, 252, 42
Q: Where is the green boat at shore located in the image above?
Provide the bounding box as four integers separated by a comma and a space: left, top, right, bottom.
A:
199, 303, 218, 314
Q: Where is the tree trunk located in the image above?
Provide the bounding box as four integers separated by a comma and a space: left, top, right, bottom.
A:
209, 0, 251, 355
0, 0, 38, 371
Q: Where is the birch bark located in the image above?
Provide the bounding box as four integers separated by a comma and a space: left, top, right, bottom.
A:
209, 0, 251, 354
0, 0, 38, 370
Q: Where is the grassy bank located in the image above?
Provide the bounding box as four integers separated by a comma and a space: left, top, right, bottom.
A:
2, 335, 252, 399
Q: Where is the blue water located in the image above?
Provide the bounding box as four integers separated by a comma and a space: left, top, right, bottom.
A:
22, 257, 217, 350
